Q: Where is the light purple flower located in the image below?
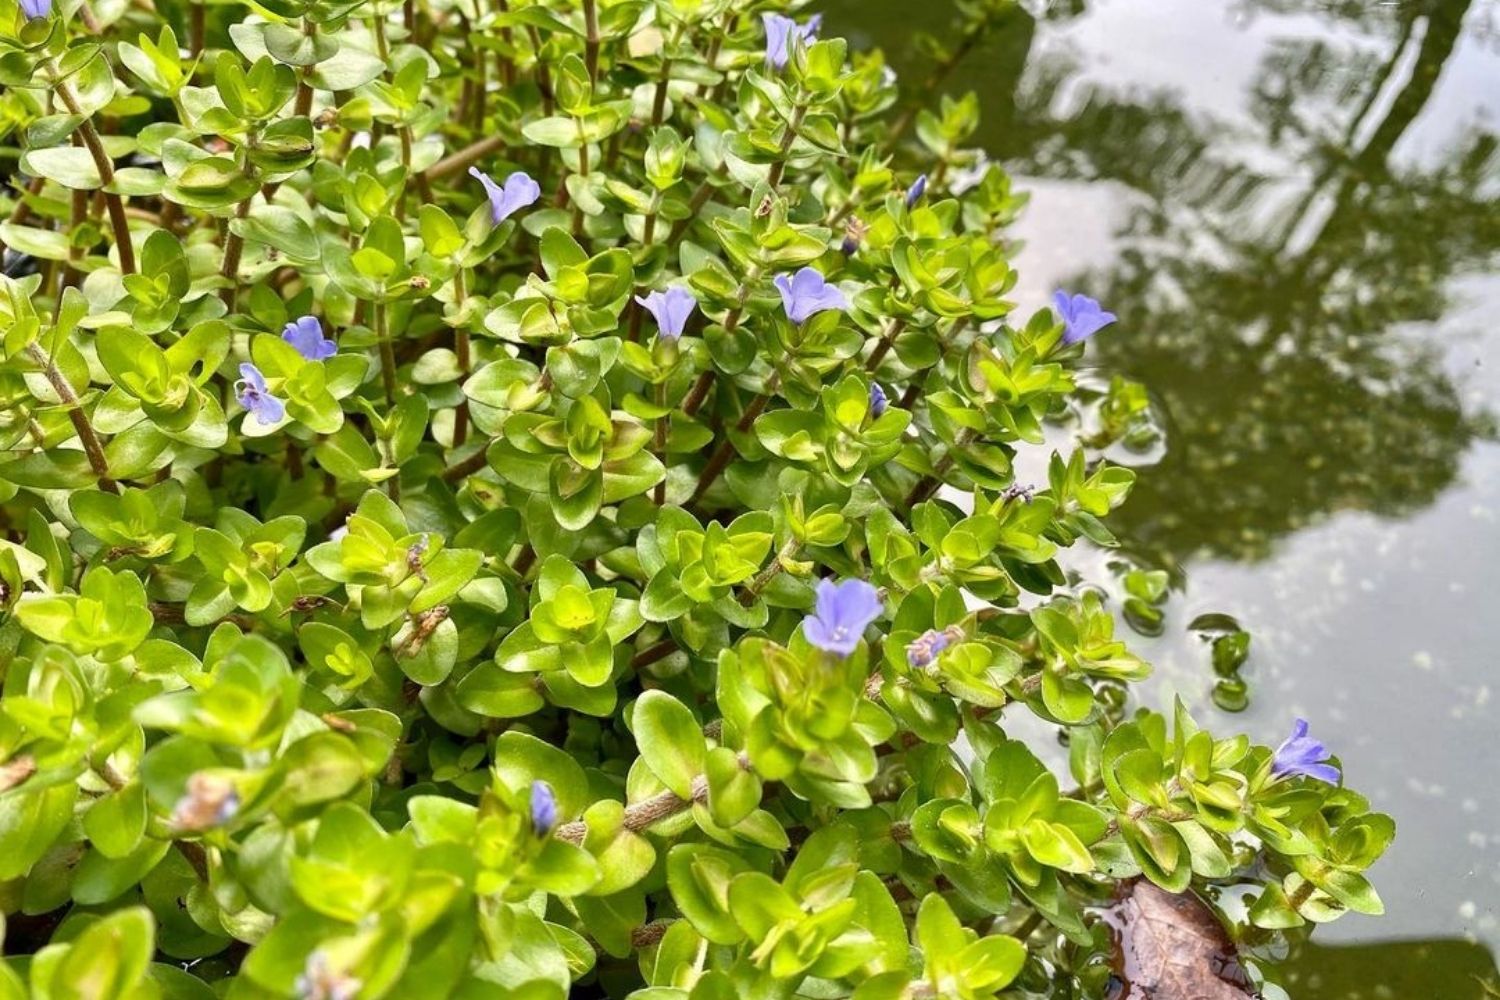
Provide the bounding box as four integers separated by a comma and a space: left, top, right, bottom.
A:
635, 286, 697, 341
1053, 291, 1117, 345
803, 578, 882, 657
236, 363, 285, 426
469, 167, 541, 225
869, 382, 888, 418
905, 174, 928, 208
530, 779, 558, 836
906, 626, 962, 668
282, 316, 336, 361
1271, 718, 1340, 784
763, 12, 821, 70
294, 952, 361, 1000
774, 267, 847, 326
19, 0, 49, 19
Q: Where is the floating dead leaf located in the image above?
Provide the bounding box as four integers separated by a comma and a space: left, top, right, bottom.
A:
1102, 878, 1259, 999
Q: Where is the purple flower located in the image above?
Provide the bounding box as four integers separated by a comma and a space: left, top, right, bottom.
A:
774, 266, 848, 326
869, 382, 888, 418
1053, 291, 1117, 345
762, 12, 821, 70
1271, 718, 1340, 784
530, 779, 557, 836
803, 578, 882, 657
19, 0, 49, 18
635, 286, 697, 341
282, 316, 336, 361
469, 167, 541, 225
906, 626, 962, 668
905, 174, 928, 209
236, 364, 285, 426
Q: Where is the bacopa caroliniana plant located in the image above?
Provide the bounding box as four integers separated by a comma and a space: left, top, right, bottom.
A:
0, 0, 1391, 995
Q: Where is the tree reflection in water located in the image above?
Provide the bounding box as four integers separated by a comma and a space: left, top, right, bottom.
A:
826, 0, 1500, 995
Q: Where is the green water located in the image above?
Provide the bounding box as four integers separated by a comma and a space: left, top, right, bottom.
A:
822, 0, 1500, 995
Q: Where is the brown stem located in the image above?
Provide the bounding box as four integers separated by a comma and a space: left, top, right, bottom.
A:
53, 85, 136, 275
680, 369, 715, 418
426, 135, 507, 181
631, 638, 678, 669
441, 445, 490, 483
374, 299, 397, 405
452, 271, 472, 446
555, 773, 715, 845
293, 21, 316, 116
189, 2, 205, 58
653, 380, 668, 504
688, 375, 775, 507
904, 430, 973, 508
218, 197, 252, 309
25, 343, 118, 494
666, 174, 718, 245
766, 102, 807, 190
739, 538, 799, 605
582, 0, 600, 86
864, 317, 906, 371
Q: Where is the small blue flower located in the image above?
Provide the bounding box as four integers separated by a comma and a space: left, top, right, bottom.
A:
774, 266, 848, 326
530, 779, 558, 836
905, 174, 928, 208
869, 382, 888, 418
236, 364, 285, 426
282, 315, 337, 361
762, 12, 822, 70
1053, 290, 1117, 345
803, 578, 882, 657
906, 626, 962, 668
19, 0, 50, 19
1271, 718, 1340, 784
635, 286, 697, 341
469, 167, 541, 225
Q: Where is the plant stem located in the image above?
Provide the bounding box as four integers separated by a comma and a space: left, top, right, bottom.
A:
25, 344, 117, 494
739, 538, 800, 605
666, 172, 718, 245
631, 638, 678, 669
864, 317, 906, 371
293, 20, 317, 116
582, 0, 600, 86
653, 379, 668, 504
442, 445, 490, 482
904, 428, 974, 507
426, 135, 506, 181
218, 196, 252, 309
680, 275, 752, 417
688, 373, 776, 507
452, 267, 472, 447
189, 2, 205, 58
374, 299, 397, 405
766, 100, 807, 190
52, 81, 136, 274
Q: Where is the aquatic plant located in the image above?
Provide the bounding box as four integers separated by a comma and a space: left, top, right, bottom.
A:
0, 0, 1391, 995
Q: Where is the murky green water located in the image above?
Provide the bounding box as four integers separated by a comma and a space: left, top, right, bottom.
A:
823, 0, 1500, 994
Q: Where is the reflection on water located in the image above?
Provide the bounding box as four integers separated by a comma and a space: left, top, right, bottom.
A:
825, 0, 1500, 995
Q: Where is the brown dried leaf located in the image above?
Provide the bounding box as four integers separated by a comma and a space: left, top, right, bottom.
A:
1105, 879, 1259, 999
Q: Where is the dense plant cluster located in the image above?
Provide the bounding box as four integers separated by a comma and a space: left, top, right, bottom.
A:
0, 0, 1392, 996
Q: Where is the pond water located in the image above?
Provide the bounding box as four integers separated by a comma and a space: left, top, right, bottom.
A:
823, 0, 1500, 995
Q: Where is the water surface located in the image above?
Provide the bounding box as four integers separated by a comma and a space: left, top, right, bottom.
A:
823, 0, 1500, 994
